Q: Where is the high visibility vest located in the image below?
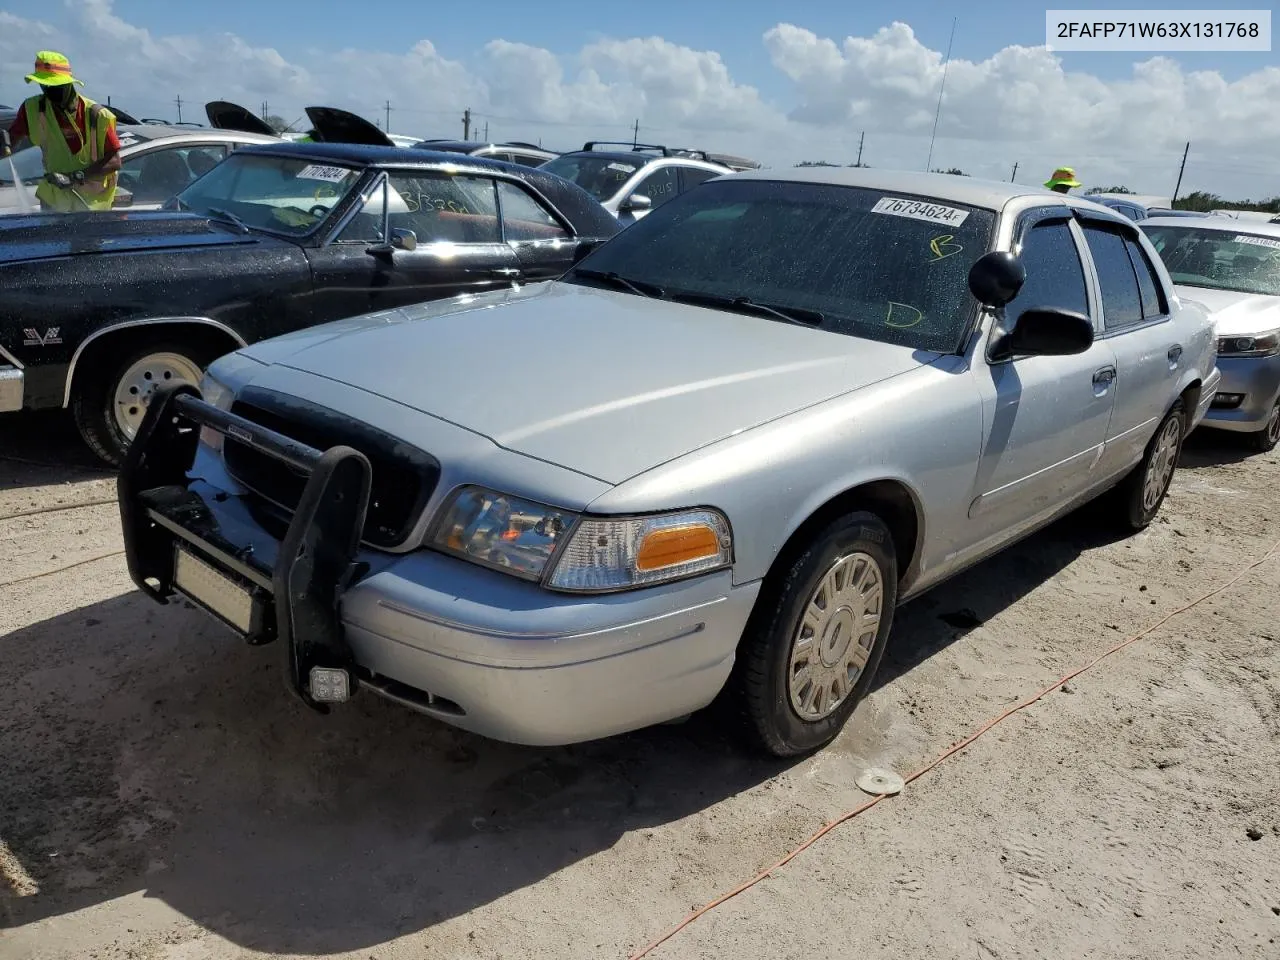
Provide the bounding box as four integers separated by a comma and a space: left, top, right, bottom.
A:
23, 94, 118, 212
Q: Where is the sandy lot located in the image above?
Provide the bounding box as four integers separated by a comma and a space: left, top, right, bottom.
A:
1, 410, 1278, 960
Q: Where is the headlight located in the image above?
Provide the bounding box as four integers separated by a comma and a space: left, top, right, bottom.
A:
197, 371, 235, 452
430, 486, 733, 591
1217, 329, 1280, 358
546, 509, 732, 592
432, 486, 577, 580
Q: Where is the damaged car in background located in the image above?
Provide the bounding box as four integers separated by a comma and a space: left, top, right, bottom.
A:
117, 168, 1217, 758
0, 138, 619, 465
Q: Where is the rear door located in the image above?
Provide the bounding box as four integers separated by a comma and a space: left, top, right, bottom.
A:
496, 178, 576, 281
1078, 213, 1183, 474
964, 207, 1120, 545
306, 169, 521, 323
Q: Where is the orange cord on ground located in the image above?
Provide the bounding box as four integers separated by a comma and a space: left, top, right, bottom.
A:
627, 537, 1280, 960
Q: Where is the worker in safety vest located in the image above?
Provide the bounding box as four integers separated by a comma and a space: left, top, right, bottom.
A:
2, 51, 121, 212
1044, 166, 1081, 194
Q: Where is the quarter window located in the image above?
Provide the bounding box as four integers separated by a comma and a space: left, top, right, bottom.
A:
633, 166, 679, 207
1125, 237, 1167, 319
339, 173, 502, 245
1082, 223, 1144, 330
1006, 219, 1090, 327
498, 180, 569, 242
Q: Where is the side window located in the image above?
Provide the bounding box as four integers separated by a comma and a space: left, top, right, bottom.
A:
121, 145, 226, 203
498, 180, 570, 242
632, 165, 679, 207
1124, 237, 1167, 319
1081, 223, 1144, 330
680, 167, 719, 192
386, 173, 500, 244
509, 152, 548, 168
1005, 219, 1090, 329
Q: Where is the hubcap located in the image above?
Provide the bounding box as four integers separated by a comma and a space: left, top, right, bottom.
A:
787, 551, 884, 722
1266, 404, 1280, 445
1142, 416, 1182, 512
112, 352, 203, 440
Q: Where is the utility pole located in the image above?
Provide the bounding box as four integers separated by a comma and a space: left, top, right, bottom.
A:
462, 107, 471, 140
856, 131, 865, 166
261, 101, 269, 122
483, 121, 489, 141
1172, 141, 1190, 204
632, 118, 639, 146
1010, 161, 1018, 182
174, 94, 184, 124
383, 100, 392, 134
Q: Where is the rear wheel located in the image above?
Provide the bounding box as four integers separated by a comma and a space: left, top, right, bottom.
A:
72, 340, 212, 467
1247, 400, 1280, 454
734, 512, 897, 757
1111, 400, 1186, 532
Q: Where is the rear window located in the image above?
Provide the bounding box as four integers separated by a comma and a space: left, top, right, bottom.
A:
566, 179, 997, 353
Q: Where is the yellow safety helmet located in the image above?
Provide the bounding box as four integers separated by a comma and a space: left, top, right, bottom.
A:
25, 51, 83, 87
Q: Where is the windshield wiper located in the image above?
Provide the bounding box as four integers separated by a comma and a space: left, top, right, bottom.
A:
571, 268, 665, 299
206, 206, 249, 234
669, 290, 824, 327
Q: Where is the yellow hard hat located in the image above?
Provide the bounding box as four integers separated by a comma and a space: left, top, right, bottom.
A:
1044, 166, 1081, 189
25, 51, 83, 87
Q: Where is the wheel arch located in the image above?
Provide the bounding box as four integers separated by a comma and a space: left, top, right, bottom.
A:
762, 477, 925, 597
62, 317, 246, 408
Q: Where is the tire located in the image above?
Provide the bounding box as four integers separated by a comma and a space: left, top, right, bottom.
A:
72, 339, 213, 467
1112, 399, 1186, 532
734, 511, 898, 758
1246, 400, 1280, 454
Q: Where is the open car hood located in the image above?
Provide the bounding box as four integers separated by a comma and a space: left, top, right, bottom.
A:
205, 100, 276, 137
304, 106, 395, 146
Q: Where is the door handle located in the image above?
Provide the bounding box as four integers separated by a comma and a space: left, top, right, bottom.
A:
1093, 366, 1117, 385
1168, 344, 1183, 367
489, 267, 523, 279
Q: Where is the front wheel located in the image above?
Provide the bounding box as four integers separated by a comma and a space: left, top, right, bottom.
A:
72, 341, 211, 467
1112, 400, 1186, 532
734, 512, 898, 758
1247, 400, 1280, 454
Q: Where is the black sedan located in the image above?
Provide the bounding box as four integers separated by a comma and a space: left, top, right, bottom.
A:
0, 141, 620, 465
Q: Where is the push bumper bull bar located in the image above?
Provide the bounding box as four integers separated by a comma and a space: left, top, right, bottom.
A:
118, 381, 372, 711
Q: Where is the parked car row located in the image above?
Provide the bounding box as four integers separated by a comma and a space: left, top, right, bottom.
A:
100, 167, 1235, 760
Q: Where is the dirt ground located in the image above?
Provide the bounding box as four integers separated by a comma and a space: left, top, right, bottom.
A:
1, 410, 1278, 960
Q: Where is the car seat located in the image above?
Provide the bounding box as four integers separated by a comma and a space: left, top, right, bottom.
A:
135, 151, 193, 202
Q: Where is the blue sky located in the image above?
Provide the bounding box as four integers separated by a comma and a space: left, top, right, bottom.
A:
6, 0, 1270, 90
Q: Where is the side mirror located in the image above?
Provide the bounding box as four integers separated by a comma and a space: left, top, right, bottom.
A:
619, 193, 652, 214
112, 189, 134, 209
996, 307, 1095, 359
391, 227, 417, 251
968, 250, 1026, 307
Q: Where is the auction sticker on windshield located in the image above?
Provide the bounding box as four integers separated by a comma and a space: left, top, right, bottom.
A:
1234, 234, 1280, 250
872, 197, 970, 228
297, 164, 350, 183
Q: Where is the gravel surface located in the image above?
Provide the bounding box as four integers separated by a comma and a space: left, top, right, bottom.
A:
2, 410, 1278, 960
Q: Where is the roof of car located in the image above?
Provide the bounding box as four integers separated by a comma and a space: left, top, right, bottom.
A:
116, 124, 279, 143
417, 139, 552, 154
236, 140, 550, 170
555, 149, 722, 168
729, 166, 1079, 211
1140, 215, 1280, 238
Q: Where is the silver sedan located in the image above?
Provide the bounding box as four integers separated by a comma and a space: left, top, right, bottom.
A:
118, 169, 1219, 757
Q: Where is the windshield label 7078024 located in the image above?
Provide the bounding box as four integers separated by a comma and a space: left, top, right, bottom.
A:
872, 197, 971, 228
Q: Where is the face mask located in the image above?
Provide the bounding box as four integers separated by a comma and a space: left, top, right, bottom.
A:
42, 85, 74, 108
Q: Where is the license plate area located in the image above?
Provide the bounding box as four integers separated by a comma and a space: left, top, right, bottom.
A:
173, 545, 263, 636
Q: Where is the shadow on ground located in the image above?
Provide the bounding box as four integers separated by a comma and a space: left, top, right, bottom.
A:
0, 485, 1145, 953
0, 410, 113, 489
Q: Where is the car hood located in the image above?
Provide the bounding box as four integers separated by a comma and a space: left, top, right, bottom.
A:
244, 282, 938, 484
1174, 285, 1280, 337
0, 210, 271, 265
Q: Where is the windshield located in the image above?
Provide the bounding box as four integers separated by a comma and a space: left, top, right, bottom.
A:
173, 153, 363, 236
1, 145, 46, 185
1142, 225, 1280, 297
540, 155, 641, 202
565, 179, 997, 353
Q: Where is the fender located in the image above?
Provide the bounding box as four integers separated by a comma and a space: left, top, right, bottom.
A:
61, 316, 247, 408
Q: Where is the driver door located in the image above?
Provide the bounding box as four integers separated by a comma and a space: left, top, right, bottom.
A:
306, 170, 522, 325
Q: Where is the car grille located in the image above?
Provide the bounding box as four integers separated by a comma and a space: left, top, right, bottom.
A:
222, 387, 440, 549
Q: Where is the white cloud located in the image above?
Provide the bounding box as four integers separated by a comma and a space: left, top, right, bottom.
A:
1, 2, 1277, 199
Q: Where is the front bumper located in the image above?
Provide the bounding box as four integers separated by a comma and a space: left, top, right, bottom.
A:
1199, 355, 1280, 433
119, 382, 757, 745
0, 364, 23, 413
